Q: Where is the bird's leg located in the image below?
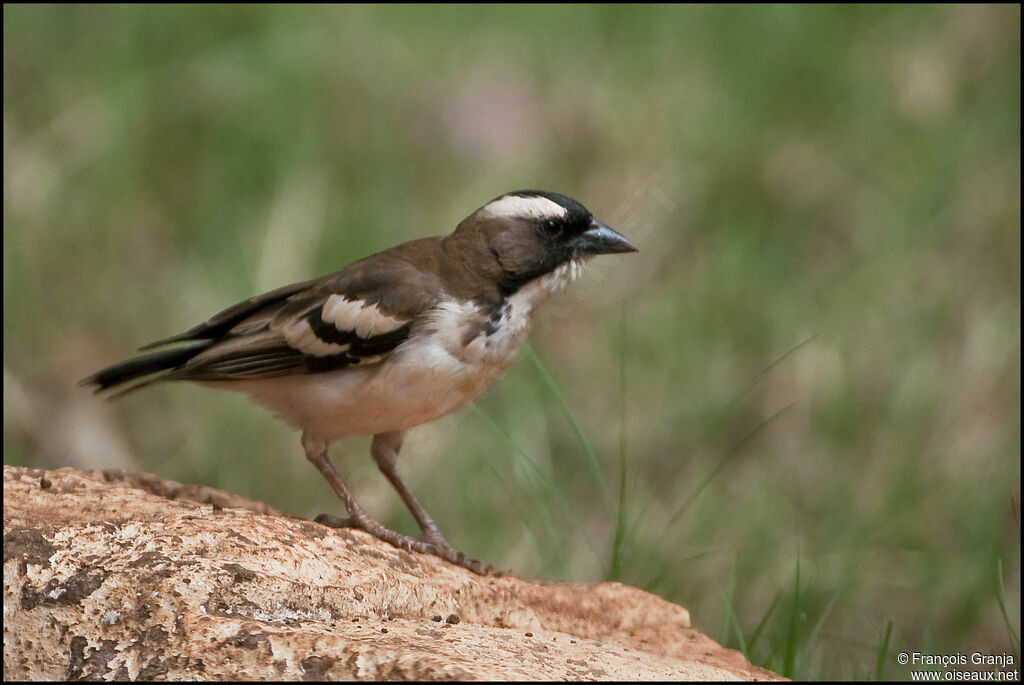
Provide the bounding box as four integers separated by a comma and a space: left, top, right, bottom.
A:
370, 431, 489, 575
302, 432, 488, 575
303, 433, 439, 557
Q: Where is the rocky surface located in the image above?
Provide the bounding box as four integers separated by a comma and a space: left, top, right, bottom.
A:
3, 465, 781, 680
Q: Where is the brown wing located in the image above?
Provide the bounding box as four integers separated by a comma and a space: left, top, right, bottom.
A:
84, 237, 447, 390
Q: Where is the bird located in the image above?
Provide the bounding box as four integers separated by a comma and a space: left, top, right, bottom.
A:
82, 189, 637, 574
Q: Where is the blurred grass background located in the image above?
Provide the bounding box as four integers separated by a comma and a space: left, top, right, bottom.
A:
3, 4, 1019, 679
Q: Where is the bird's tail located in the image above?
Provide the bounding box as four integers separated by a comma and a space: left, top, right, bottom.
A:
79, 342, 213, 398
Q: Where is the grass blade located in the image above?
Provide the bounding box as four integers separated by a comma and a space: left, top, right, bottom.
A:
783, 552, 801, 678
609, 304, 630, 581
747, 591, 783, 655
668, 402, 796, 527
795, 593, 837, 678
875, 619, 893, 681
720, 558, 748, 653
995, 557, 1021, 657
524, 344, 611, 509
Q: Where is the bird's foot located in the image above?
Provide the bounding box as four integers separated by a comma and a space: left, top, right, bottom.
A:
314, 512, 491, 575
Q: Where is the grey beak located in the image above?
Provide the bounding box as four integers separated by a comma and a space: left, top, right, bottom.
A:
576, 219, 638, 256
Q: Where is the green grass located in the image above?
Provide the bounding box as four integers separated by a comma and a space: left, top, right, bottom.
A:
4, 4, 1019, 680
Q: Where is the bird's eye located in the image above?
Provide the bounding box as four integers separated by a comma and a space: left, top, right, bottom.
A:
540, 219, 562, 237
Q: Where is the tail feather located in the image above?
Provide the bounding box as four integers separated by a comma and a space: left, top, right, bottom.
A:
80, 342, 214, 394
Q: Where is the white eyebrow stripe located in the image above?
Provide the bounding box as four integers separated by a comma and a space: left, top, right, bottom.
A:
321, 294, 407, 338
479, 195, 568, 221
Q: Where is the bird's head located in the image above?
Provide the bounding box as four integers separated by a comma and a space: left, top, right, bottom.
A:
449, 190, 637, 297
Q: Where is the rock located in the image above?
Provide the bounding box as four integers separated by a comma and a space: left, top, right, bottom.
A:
3, 465, 781, 680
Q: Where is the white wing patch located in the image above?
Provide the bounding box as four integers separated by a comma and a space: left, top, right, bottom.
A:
322, 294, 406, 338
283, 319, 348, 357
281, 295, 408, 358
479, 194, 568, 221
